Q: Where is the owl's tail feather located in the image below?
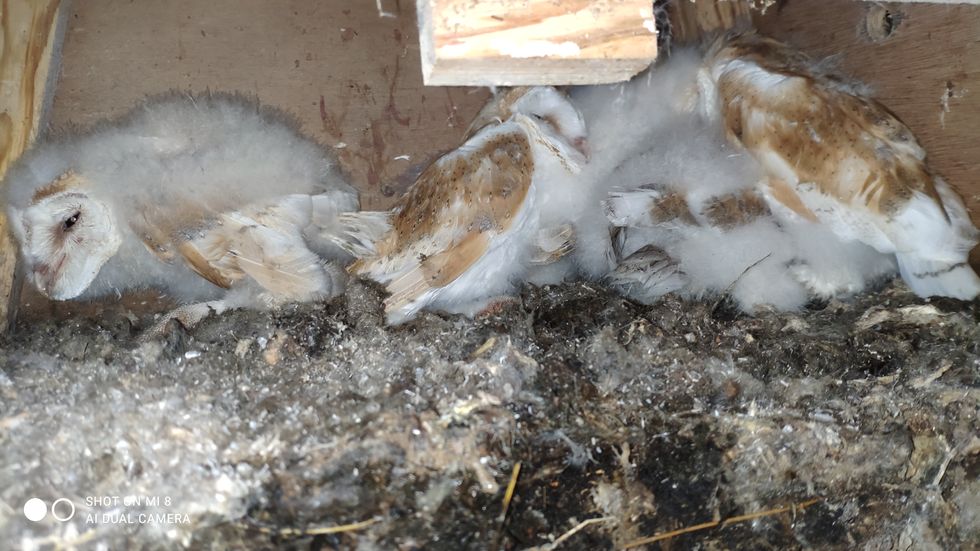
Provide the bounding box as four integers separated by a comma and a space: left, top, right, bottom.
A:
896, 254, 980, 300
604, 187, 664, 227
320, 211, 393, 258
605, 244, 689, 304
603, 185, 700, 229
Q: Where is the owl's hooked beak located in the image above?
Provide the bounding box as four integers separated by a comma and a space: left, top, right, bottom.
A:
573, 137, 590, 161
32, 264, 56, 297
31, 254, 68, 299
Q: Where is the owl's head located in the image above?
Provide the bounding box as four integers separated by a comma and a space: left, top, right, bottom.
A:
8, 172, 122, 300
468, 86, 589, 158
509, 87, 589, 158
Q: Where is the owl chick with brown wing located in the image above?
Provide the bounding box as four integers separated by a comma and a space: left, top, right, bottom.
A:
577, 48, 895, 312
697, 31, 980, 300
4, 93, 388, 333
465, 87, 615, 285
350, 87, 593, 324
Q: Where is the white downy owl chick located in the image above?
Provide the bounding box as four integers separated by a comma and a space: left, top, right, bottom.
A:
578, 48, 896, 312
4, 93, 387, 332
350, 86, 592, 325
697, 31, 980, 300
606, 184, 898, 312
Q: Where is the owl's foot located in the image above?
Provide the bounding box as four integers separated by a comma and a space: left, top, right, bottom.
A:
140, 299, 229, 341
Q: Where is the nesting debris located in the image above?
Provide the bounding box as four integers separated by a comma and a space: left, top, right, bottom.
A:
1, 279, 977, 549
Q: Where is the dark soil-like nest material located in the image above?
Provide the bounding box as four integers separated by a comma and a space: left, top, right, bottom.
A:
2, 280, 978, 550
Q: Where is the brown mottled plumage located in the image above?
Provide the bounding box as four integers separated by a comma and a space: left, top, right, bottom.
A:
609, 185, 770, 232
593, 45, 899, 312
648, 190, 698, 226
352, 87, 590, 324
700, 31, 980, 299
353, 131, 535, 316
702, 190, 771, 229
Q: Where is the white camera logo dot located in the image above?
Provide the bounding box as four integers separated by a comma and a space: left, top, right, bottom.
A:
23, 498, 47, 522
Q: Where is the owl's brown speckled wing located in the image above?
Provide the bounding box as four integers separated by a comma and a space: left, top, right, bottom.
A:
704, 31, 980, 299
709, 32, 942, 223
351, 121, 534, 313
134, 195, 334, 301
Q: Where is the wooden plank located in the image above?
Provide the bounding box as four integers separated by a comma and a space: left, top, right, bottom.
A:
0, 0, 67, 332
754, 1, 980, 226
49, 0, 491, 212
417, 0, 658, 85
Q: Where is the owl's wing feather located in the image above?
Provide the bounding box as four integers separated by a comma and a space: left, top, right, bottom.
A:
529, 224, 575, 265
354, 123, 534, 314
176, 240, 237, 289
226, 230, 328, 301
165, 195, 333, 301
606, 244, 688, 304
132, 212, 178, 264
327, 211, 393, 257
712, 31, 980, 299
604, 186, 699, 228
384, 231, 492, 314
715, 34, 941, 221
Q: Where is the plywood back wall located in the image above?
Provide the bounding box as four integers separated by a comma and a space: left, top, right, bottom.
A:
755, 1, 980, 223
50, 0, 490, 211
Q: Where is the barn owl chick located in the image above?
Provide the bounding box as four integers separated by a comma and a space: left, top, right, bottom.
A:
4, 93, 387, 332
575, 48, 896, 312
697, 31, 980, 300
351, 86, 593, 324
467, 86, 616, 285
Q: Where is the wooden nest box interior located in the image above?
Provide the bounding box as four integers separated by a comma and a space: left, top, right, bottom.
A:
1, 0, 978, 329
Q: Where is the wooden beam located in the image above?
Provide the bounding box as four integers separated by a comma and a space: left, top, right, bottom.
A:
417, 0, 658, 86
0, 0, 67, 332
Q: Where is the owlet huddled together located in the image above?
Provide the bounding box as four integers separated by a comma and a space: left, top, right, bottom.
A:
5, 32, 977, 333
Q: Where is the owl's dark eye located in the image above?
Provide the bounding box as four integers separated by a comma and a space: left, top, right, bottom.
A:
63, 212, 81, 231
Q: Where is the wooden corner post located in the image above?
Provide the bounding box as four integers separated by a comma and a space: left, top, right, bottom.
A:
0, 0, 67, 332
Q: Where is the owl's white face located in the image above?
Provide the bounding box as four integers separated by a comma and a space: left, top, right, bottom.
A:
511, 87, 589, 158
9, 191, 122, 300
